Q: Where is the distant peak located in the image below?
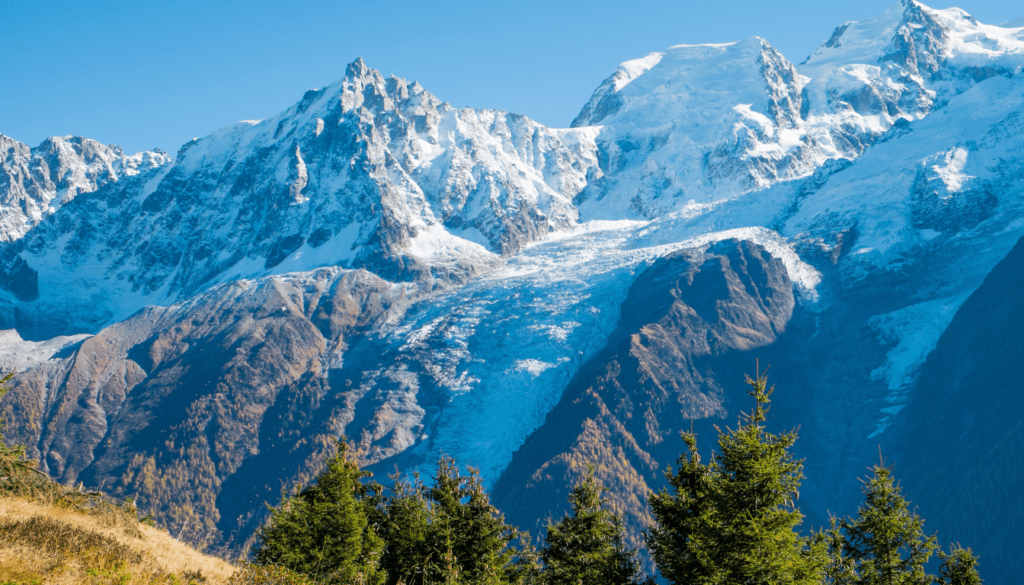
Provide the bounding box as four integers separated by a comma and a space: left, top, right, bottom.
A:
345, 57, 373, 80
899, 0, 927, 12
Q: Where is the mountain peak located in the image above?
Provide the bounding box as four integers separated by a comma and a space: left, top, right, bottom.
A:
804, 0, 1024, 75
345, 56, 373, 81
572, 35, 799, 129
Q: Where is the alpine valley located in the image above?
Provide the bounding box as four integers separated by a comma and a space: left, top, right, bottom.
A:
3, 0, 1024, 580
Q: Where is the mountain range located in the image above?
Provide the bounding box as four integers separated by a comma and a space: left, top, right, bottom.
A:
2, 0, 1024, 579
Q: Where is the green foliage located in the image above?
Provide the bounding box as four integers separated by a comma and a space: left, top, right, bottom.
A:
939, 546, 982, 585
228, 564, 324, 585
647, 365, 826, 585
253, 438, 384, 585
824, 464, 938, 585
373, 457, 534, 585
645, 427, 719, 583
367, 475, 430, 584
540, 466, 651, 585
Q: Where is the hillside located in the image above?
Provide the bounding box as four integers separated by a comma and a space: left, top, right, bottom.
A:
0, 496, 235, 585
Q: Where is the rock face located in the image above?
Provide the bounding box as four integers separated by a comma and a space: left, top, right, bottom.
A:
2, 268, 417, 547
2, 2, 1024, 581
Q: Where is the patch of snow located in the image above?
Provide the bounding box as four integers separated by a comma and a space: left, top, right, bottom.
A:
930, 147, 973, 192
406, 224, 499, 265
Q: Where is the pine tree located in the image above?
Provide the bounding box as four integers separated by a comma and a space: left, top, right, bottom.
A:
253, 438, 384, 585
647, 430, 722, 584
822, 515, 859, 585
373, 472, 432, 585
939, 546, 982, 585
540, 466, 651, 585
825, 464, 938, 585
375, 457, 534, 585
647, 365, 825, 585
428, 458, 518, 584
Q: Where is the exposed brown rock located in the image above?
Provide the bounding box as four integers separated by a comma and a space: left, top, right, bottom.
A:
0, 268, 419, 549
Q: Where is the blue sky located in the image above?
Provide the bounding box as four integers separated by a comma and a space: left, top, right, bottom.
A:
1, 0, 1021, 156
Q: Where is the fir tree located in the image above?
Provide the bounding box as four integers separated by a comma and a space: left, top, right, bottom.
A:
825, 464, 938, 585
375, 457, 534, 585
373, 472, 432, 585
647, 364, 825, 584
647, 430, 722, 584
253, 438, 384, 585
540, 466, 651, 585
823, 515, 859, 585
428, 458, 518, 584
939, 546, 982, 585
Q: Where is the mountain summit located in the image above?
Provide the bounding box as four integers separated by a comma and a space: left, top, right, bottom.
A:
2, 2, 1024, 581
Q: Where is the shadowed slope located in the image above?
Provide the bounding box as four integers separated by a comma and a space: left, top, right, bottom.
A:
894, 234, 1024, 584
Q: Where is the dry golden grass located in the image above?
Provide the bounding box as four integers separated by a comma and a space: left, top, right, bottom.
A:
0, 496, 237, 585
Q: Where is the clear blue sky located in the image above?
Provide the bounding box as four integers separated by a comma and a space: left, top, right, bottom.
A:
1, 0, 1021, 156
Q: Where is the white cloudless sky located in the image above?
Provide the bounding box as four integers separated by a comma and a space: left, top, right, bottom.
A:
1, 0, 1021, 155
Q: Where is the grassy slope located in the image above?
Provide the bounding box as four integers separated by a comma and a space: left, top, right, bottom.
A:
0, 495, 236, 585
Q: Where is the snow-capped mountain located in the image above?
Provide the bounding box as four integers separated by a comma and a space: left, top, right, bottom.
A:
572, 1, 1024, 220
0, 58, 599, 334
3, 0, 1024, 580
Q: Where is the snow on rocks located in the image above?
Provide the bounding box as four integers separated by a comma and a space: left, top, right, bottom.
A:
0, 134, 169, 242
0, 329, 91, 372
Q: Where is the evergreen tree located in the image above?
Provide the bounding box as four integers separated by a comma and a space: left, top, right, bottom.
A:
540, 466, 651, 585
939, 546, 982, 585
375, 457, 534, 585
647, 430, 722, 584
373, 473, 432, 585
647, 365, 825, 584
824, 464, 938, 585
253, 438, 384, 585
429, 458, 517, 584
822, 515, 859, 585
